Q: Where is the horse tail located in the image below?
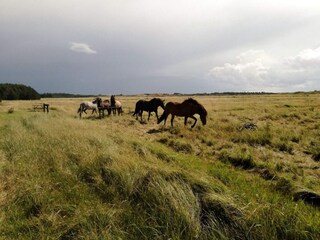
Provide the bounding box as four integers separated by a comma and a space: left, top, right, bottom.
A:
157, 111, 168, 124
133, 103, 140, 116
133, 105, 138, 116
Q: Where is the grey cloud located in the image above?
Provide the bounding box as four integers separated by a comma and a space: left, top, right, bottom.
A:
1, 1, 320, 94
209, 48, 320, 92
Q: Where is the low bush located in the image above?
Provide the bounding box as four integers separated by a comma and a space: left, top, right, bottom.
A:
7, 108, 14, 114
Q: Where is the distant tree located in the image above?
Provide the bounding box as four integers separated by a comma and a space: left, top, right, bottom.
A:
7, 89, 18, 100
0, 83, 41, 100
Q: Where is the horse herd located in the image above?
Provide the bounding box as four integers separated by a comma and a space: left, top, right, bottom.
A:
77, 96, 207, 128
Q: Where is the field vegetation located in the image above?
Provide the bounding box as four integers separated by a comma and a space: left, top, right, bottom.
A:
0, 93, 320, 239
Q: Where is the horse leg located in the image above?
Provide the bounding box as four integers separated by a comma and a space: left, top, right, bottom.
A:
155, 110, 159, 121
184, 117, 188, 125
134, 109, 139, 119
171, 115, 175, 127
190, 116, 197, 128
78, 106, 82, 118
148, 111, 151, 121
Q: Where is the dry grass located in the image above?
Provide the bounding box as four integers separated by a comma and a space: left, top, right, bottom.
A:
0, 93, 320, 239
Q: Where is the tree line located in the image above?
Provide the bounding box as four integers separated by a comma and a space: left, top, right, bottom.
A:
0, 83, 41, 100
40, 93, 96, 98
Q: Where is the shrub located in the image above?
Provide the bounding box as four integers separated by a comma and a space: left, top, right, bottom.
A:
7, 108, 14, 114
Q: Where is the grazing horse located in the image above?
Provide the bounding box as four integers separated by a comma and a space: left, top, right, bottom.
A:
98, 99, 112, 117
110, 95, 122, 115
133, 98, 165, 121
157, 98, 207, 128
77, 97, 101, 118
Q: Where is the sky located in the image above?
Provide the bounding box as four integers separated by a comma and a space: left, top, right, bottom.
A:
1, 0, 320, 94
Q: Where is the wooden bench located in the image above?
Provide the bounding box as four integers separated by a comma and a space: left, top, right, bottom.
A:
33, 103, 49, 113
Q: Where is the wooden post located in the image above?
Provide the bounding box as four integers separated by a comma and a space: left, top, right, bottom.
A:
43, 103, 49, 113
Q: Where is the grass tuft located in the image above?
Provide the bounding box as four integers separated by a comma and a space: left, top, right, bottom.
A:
168, 140, 193, 154
218, 147, 255, 169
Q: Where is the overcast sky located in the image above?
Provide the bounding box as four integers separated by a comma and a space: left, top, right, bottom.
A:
1, 0, 320, 94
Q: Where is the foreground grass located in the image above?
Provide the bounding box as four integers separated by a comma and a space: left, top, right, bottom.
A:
0, 94, 320, 239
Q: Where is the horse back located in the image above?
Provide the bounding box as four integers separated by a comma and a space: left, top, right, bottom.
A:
165, 101, 196, 116
136, 100, 150, 111
83, 102, 97, 109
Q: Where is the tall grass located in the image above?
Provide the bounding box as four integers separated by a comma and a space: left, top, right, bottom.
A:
1, 94, 320, 239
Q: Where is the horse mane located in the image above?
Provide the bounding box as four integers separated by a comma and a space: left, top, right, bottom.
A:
151, 97, 162, 102
183, 98, 199, 105
93, 97, 102, 107
183, 98, 207, 115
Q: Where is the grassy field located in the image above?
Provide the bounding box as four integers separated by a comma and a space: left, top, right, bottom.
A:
0, 93, 320, 239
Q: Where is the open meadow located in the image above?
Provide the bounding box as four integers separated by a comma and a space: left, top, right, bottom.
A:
0, 93, 320, 239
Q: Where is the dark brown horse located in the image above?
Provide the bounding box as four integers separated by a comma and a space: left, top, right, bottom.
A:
133, 98, 165, 121
157, 98, 207, 128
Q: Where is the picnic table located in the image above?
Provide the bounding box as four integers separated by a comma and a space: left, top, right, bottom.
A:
33, 103, 49, 113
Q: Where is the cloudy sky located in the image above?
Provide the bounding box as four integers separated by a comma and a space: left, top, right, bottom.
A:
1, 0, 320, 94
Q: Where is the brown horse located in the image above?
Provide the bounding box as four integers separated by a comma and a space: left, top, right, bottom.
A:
157, 98, 207, 128
98, 99, 112, 117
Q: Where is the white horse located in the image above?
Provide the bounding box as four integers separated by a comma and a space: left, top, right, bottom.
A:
77, 98, 101, 118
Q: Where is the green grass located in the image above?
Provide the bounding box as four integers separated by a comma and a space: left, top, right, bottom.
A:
0, 93, 320, 239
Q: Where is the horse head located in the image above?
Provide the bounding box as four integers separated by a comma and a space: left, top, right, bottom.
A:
111, 95, 116, 106
158, 98, 165, 109
199, 107, 207, 125
93, 97, 102, 107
